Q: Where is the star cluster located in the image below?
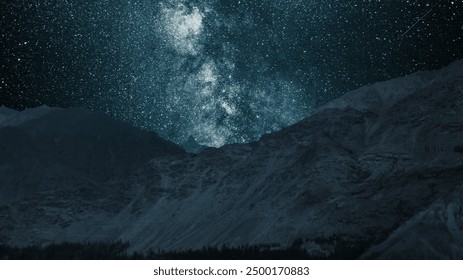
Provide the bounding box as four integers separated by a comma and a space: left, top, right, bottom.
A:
2, 0, 462, 147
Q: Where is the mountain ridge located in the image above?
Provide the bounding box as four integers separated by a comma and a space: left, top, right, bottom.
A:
0, 107, 184, 204
0, 60, 462, 259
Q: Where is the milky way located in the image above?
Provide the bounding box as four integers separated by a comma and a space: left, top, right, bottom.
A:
111, 0, 311, 147
2, 0, 462, 147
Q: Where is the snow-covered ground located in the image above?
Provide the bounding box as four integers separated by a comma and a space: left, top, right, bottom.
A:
0, 60, 462, 259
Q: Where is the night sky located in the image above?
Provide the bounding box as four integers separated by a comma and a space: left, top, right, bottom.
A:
1, 0, 462, 147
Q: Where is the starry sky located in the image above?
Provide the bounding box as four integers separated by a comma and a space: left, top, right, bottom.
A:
1, 0, 462, 147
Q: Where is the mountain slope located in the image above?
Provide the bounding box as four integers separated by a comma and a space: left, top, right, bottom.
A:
362, 185, 463, 259
0, 60, 462, 259
0, 107, 184, 204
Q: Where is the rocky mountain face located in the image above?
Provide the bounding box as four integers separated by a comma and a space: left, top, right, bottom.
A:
0, 60, 462, 259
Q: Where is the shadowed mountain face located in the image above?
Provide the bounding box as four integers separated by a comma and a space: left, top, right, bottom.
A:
0, 60, 462, 259
0, 107, 185, 204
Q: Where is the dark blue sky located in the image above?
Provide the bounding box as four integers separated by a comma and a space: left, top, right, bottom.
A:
2, 0, 462, 146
